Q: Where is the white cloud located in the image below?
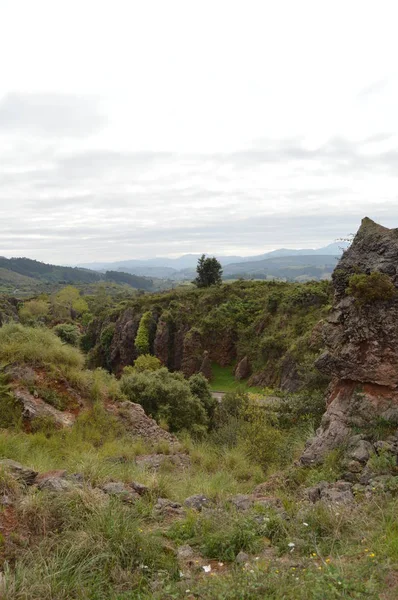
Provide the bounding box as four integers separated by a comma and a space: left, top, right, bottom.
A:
1, 0, 398, 262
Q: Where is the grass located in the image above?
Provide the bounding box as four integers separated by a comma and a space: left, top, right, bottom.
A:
0, 324, 84, 371
1, 416, 398, 598
209, 363, 263, 393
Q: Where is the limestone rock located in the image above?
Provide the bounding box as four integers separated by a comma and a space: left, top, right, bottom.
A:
301, 218, 398, 465
13, 389, 75, 428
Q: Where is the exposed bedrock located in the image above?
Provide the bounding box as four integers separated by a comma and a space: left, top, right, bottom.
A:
301, 217, 398, 464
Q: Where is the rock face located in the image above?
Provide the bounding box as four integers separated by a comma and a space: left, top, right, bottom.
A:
234, 356, 251, 381
199, 351, 212, 381
106, 401, 178, 446
301, 218, 398, 465
14, 389, 76, 428
109, 309, 141, 372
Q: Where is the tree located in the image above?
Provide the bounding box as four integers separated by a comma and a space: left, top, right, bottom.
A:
194, 255, 223, 288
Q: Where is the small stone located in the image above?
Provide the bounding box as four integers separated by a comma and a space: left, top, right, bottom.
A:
236, 551, 249, 564
37, 476, 76, 493
101, 481, 139, 503
177, 545, 194, 560
229, 494, 253, 511
184, 494, 212, 511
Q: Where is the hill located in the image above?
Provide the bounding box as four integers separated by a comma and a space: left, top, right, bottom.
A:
0, 256, 155, 295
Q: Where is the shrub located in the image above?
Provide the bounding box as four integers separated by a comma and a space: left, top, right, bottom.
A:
120, 368, 208, 433
135, 311, 153, 355
0, 371, 22, 429
189, 373, 217, 423
53, 323, 81, 346
19, 299, 49, 324
131, 354, 162, 372
346, 271, 397, 305
0, 324, 84, 370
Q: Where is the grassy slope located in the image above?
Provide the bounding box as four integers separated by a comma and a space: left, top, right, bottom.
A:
0, 312, 397, 598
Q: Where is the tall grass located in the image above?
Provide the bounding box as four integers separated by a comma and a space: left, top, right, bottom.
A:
0, 324, 84, 370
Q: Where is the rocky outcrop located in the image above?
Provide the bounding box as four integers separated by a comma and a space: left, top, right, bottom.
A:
154, 318, 172, 368
301, 218, 398, 465
199, 351, 212, 381
181, 329, 203, 377
105, 401, 178, 446
13, 389, 76, 428
109, 309, 141, 372
234, 356, 251, 381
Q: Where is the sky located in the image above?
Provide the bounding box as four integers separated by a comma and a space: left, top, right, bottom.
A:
1, 0, 398, 264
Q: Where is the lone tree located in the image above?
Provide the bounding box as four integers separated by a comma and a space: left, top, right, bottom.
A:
194, 254, 223, 288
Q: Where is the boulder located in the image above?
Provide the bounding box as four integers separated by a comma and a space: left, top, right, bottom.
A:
106, 402, 178, 446
0, 459, 38, 485
13, 389, 75, 428
101, 481, 139, 503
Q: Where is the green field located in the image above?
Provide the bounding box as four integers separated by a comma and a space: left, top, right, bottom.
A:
209, 362, 263, 393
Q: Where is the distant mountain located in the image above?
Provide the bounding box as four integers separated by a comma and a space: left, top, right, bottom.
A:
223, 254, 340, 281
78, 242, 349, 278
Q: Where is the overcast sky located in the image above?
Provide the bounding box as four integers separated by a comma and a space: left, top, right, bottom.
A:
1, 0, 398, 264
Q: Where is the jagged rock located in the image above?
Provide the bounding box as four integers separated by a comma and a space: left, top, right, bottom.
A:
181, 329, 203, 377
184, 494, 212, 511
0, 459, 38, 485
130, 481, 150, 496
234, 356, 251, 381
13, 388, 75, 428
199, 351, 212, 381
155, 497, 183, 516
106, 401, 178, 445
101, 481, 139, 503
109, 309, 141, 372
135, 453, 190, 471
36, 474, 78, 493
346, 438, 373, 464
280, 353, 301, 392
154, 318, 172, 368
301, 218, 398, 465
305, 481, 354, 504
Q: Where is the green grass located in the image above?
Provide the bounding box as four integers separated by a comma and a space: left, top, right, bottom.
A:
0, 324, 84, 371
209, 363, 263, 393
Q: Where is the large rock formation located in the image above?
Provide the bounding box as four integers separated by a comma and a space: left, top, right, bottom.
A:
301, 218, 398, 464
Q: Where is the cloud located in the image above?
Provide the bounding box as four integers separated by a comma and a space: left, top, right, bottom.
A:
1, 134, 398, 263
0, 93, 106, 137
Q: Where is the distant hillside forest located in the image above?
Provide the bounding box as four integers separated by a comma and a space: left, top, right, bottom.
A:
0, 256, 156, 296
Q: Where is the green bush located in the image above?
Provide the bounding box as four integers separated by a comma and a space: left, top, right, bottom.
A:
131, 354, 162, 372
120, 367, 208, 433
53, 323, 81, 346
135, 311, 153, 355
0, 371, 22, 429
189, 373, 217, 423
346, 271, 397, 305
